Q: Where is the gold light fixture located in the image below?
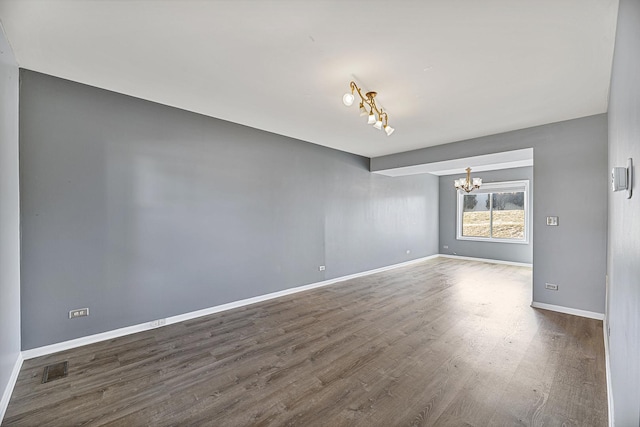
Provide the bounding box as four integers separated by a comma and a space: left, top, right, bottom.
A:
454, 167, 482, 193
343, 81, 394, 136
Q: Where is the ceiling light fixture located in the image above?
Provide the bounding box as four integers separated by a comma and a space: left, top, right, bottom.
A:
343, 81, 394, 136
454, 167, 482, 193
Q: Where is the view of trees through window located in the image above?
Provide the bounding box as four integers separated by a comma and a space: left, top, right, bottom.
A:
462, 191, 525, 239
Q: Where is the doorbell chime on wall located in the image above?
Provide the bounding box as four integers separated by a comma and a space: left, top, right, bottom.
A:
611, 158, 633, 199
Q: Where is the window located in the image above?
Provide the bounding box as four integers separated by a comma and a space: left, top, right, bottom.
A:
456, 180, 529, 243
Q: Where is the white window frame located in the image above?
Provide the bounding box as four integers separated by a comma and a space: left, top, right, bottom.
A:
456, 180, 530, 244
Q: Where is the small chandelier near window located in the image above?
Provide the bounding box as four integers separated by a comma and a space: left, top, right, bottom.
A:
343, 81, 394, 136
455, 167, 482, 193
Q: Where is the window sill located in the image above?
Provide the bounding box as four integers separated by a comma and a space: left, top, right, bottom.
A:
456, 236, 529, 244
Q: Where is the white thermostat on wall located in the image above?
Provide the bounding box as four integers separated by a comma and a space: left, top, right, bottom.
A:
611, 167, 627, 192
611, 158, 633, 199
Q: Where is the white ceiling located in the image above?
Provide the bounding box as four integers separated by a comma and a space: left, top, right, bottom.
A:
0, 0, 618, 158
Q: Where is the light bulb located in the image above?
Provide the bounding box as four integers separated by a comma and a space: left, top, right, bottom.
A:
367, 113, 376, 125
359, 103, 367, 116
342, 93, 355, 106
374, 119, 383, 130
384, 125, 395, 136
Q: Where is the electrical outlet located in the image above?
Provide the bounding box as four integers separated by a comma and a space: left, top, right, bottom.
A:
150, 318, 166, 328
69, 308, 89, 319
545, 283, 559, 291
318, 265, 326, 271
406, 250, 411, 254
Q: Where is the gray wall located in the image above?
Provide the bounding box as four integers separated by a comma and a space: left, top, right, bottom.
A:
373, 114, 608, 315
439, 167, 533, 264
607, 0, 640, 424
19, 70, 439, 350
0, 25, 20, 417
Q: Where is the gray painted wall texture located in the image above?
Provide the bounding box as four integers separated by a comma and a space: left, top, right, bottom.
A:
439, 167, 533, 264
607, 0, 640, 424
373, 114, 608, 315
19, 70, 439, 350
0, 27, 20, 415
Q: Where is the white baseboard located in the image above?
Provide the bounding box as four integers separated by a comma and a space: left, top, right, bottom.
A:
0, 352, 23, 423
23, 254, 440, 360
439, 254, 532, 268
603, 322, 614, 427
530, 301, 605, 320
22, 323, 154, 360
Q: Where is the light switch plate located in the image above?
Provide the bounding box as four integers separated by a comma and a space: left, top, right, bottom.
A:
546, 216, 559, 226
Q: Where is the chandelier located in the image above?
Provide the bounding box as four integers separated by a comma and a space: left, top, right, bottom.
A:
454, 167, 482, 193
342, 81, 394, 136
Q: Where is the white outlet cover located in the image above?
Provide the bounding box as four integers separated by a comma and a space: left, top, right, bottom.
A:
69, 308, 89, 318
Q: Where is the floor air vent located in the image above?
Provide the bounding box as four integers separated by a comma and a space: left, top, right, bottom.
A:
42, 361, 68, 383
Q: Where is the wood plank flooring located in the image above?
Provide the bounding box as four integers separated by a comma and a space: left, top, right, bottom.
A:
3, 258, 608, 426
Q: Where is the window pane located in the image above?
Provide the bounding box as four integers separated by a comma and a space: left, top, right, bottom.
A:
462, 193, 490, 237
491, 192, 525, 239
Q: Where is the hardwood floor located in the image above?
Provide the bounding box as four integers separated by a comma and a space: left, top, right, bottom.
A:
3, 258, 608, 426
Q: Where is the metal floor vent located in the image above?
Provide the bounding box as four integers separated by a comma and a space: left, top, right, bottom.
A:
42, 361, 68, 384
